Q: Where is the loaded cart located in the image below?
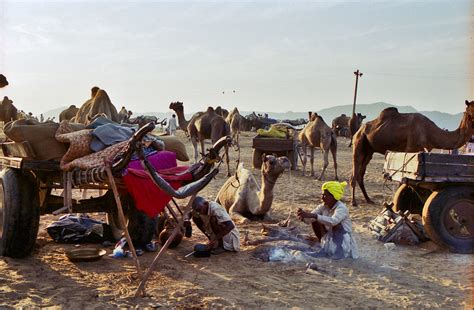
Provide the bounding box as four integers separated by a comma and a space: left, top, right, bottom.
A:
0, 122, 231, 259
383, 151, 474, 253
252, 123, 298, 170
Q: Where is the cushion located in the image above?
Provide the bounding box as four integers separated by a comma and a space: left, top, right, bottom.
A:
55, 121, 94, 170
3, 119, 84, 161
158, 135, 189, 162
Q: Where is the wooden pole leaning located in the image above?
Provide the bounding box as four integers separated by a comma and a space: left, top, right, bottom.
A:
104, 164, 143, 279
135, 193, 197, 297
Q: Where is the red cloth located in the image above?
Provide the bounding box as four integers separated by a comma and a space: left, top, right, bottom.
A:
122, 166, 193, 218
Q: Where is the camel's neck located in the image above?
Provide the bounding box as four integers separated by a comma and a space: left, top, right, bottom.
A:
174, 109, 187, 128
253, 173, 277, 215
429, 113, 472, 150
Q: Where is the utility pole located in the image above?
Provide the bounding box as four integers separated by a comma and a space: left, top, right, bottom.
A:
352, 69, 363, 115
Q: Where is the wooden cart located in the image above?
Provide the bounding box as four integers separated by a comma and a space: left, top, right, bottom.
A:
383, 151, 474, 253
0, 123, 228, 258
251, 123, 298, 170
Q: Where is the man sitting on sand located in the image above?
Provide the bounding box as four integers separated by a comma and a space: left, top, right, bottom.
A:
191, 196, 240, 253
297, 181, 358, 259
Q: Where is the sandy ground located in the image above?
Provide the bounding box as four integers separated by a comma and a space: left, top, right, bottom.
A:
0, 131, 472, 308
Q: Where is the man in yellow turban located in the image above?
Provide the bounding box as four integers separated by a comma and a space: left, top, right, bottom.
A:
297, 181, 358, 259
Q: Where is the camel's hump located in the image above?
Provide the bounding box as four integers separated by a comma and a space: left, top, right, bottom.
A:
379, 107, 399, 120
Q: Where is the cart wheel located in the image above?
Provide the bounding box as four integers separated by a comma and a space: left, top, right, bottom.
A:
0, 168, 40, 258
392, 184, 425, 215
422, 186, 474, 253
252, 149, 262, 169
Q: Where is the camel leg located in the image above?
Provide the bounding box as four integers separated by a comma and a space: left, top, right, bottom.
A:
200, 140, 206, 159
350, 144, 374, 206
317, 148, 329, 181
330, 142, 338, 181
225, 145, 231, 177
358, 152, 374, 204
310, 146, 315, 177
301, 144, 307, 176
229, 202, 249, 224
191, 137, 199, 163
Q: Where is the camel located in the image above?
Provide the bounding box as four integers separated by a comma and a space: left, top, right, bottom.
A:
169, 101, 191, 135
188, 106, 232, 176
73, 87, 119, 124
298, 112, 338, 180
226, 107, 244, 149
350, 101, 474, 206
59, 105, 79, 121
215, 106, 229, 119
332, 114, 350, 137
0, 74, 8, 88
0, 96, 18, 123
215, 155, 291, 223
348, 112, 366, 147
118, 106, 129, 123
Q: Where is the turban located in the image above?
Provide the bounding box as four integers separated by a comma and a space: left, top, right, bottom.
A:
321, 181, 347, 201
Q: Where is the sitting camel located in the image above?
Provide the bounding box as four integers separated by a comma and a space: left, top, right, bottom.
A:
188, 107, 231, 176
0, 96, 18, 123
299, 112, 338, 180
73, 87, 119, 124
226, 107, 244, 149
351, 100, 474, 206
59, 105, 79, 121
215, 155, 291, 223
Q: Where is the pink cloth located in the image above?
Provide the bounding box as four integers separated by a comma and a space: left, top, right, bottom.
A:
127, 150, 177, 171
123, 151, 193, 218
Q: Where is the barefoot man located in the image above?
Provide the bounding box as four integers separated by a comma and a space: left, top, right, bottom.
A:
297, 181, 358, 259
191, 196, 240, 253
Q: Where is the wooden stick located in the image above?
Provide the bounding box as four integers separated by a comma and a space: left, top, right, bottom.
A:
135, 194, 196, 297
104, 165, 143, 279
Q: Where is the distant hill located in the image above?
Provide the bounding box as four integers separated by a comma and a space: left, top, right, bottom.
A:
43, 102, 463, 130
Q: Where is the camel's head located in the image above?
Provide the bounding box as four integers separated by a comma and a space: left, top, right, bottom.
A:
465, 100, 474, 121
356, 113, 366, 121
169, 101, 183, 111
0, 74, 8, 88
308, 112, 318, 121
261, 155, 291, 180
2, 96, 13, 105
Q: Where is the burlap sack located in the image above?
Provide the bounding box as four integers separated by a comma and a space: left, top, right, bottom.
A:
3, 120, 85, 161
158, 135, 189, 162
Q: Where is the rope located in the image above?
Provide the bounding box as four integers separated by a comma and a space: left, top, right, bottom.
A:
382, 152, 418, 200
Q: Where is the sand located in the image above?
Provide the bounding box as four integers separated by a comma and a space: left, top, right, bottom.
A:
0, 131, 472, 308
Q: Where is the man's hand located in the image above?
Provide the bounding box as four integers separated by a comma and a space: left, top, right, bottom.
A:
297, 208, 317, 221
206, 239, 217, 250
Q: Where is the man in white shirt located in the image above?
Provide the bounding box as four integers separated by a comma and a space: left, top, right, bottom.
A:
191, 196, 240, 252
168, 114, 177, 136
297, 181, 358, 259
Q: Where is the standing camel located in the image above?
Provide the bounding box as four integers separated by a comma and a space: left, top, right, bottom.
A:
351, 101, 474, 206
226, 107, 244, 149
169, 101, 193, 135
298, 112, 338, 180
188, 107, 231, 176
348, 112, 366, 147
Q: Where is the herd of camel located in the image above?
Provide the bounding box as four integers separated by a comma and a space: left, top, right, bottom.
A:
1, 76, 473, 211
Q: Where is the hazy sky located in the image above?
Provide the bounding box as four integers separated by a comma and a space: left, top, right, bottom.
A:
0, 0, 471, 116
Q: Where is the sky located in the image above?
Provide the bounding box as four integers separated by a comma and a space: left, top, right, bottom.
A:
0, 0, 472, 116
